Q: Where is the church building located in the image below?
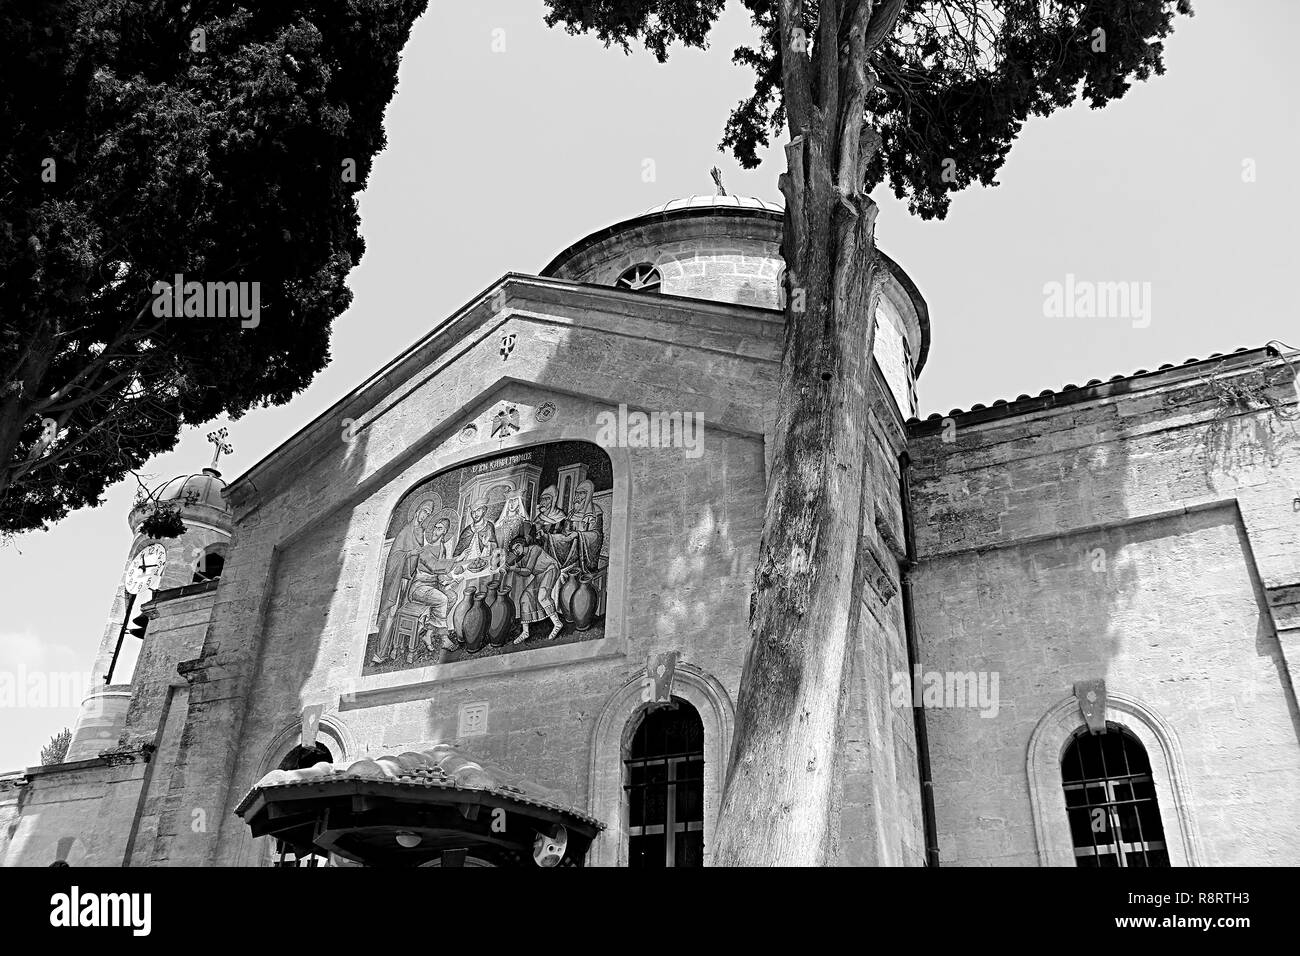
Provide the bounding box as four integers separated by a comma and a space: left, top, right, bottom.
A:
3, 195, 1298, 866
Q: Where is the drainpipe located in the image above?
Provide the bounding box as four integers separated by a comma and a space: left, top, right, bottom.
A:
898, 450, 941, 866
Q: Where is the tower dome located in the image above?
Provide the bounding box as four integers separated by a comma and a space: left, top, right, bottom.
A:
642, 194, 785, 215
541, 194, 929, 417
541, 194, 789, 297
151, 468, 228, 510
129, 466, 232, 536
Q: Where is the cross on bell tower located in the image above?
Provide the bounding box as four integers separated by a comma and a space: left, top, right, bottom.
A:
206, 427, 233, 475
710, 166, 727, 196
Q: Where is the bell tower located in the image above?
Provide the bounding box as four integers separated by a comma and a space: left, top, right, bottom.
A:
63, 432, 235, 762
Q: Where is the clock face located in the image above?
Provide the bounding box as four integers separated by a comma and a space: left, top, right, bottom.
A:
126, 543, 167, 593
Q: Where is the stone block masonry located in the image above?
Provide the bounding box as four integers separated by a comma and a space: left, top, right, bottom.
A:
907, 351, 1300, 865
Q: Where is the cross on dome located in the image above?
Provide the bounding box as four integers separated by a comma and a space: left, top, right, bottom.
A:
206, 427, 233, 472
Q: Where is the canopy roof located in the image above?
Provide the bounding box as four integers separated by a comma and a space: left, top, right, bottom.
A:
236, 743, 601, 867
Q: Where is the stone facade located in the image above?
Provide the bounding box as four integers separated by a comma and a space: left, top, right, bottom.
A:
3, 197, 1296, 867
0, 749, 152, 867
907, 351, 1300, 865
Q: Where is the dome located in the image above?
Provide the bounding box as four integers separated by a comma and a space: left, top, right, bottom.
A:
539, 195, 930, 416
129, 466, 233, 535
151, 468, 228, 510
643, 194, 784, 215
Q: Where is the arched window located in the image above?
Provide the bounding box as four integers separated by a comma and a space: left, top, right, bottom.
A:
1061, 726, 1169, 867
192, 544, 226, 583
270, 742, 334, 867
624, 700, 704, 868
278, 742, 333, 772
615, 263, 661, 293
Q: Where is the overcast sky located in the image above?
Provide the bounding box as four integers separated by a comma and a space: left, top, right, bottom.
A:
2, 1, 1296, 770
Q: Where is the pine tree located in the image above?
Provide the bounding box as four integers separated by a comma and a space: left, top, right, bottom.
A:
0, 0, 428, 535
40, 727, 72, 766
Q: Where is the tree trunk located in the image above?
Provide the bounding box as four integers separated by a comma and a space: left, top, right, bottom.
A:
712, 0, 896, 866
0, 330, 54, 500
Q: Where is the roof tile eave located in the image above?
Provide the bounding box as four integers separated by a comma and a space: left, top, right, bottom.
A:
908, 345, 1292, 430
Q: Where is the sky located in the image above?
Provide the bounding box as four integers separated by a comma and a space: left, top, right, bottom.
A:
1, 0, 1297, 770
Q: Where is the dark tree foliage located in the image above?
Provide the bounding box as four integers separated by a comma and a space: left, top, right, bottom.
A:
137, 503, 187, 539
545, 0, 1191, 217
0, 0, 428, 535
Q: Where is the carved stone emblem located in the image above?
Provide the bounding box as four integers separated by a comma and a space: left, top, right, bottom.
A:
491, 406, 521, 438
1074, 679, 1107, 735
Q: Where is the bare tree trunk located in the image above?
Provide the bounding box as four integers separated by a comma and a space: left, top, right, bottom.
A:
713, 0, 899, 866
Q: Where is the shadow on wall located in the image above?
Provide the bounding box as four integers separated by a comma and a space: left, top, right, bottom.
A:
199, 305, 772, 866
916, 357, 1300, 866
156, 418, 374, 868
911, 395, 1137, 865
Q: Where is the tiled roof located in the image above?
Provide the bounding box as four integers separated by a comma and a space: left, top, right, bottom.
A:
236, 742, 599, 827
909, 345, 1291, 425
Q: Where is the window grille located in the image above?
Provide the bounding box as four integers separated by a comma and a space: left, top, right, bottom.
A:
1062, 726, 1169, 867
615, 264, 662, 293
624, 702, 704, 867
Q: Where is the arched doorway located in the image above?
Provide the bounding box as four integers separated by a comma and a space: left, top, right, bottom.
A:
269, 742, 334, 867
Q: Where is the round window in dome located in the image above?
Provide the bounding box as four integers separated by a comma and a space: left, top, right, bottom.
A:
615, 263, 662, 293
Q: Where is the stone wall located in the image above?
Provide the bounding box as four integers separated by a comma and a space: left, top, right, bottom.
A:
575, 231, 784, 310
138, 268, 922, 867
0, 775, 22, 864
124, 584, 218, 743
907, 351, 1300, 865
835, 402, 927, 865
874, 296, 915, 419
217, 394, 764, 865
146, 278, 778, 866
6, 205, 932, 868
0, 757, 149, 866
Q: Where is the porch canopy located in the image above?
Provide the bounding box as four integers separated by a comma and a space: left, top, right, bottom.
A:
235, 743, 601, 867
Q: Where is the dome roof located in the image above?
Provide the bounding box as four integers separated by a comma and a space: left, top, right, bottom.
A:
541, 195, 786, 279
644, 194, 784, 215
540, 192, 930, 382
149, 468, 229, 512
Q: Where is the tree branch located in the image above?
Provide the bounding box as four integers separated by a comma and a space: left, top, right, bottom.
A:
863, 0, 903, 53
32, 297, 166, 413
